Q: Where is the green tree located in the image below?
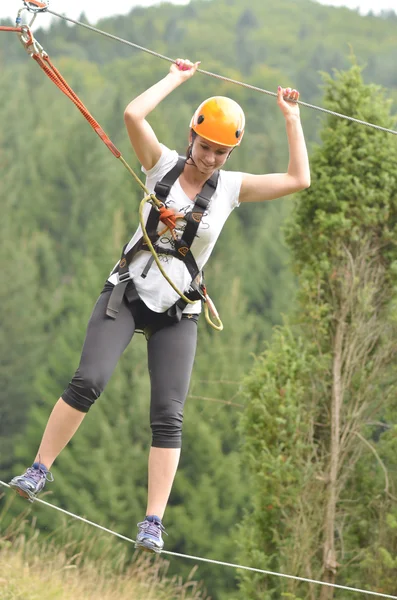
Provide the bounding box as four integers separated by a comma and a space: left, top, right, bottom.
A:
238, 64, 397, 599
0, 221, 49, 474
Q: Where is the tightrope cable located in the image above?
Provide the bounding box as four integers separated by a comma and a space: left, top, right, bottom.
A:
1, 480, 396, 599
45, 9, 397, 137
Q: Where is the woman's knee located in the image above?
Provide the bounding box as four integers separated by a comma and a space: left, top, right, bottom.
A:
150, 396, 185, 448
62, 367, 108, 413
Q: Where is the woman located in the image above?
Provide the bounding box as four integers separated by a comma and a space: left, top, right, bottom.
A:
9, 58, 310, 553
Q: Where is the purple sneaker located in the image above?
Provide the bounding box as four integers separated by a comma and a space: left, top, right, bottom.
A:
136, 515, 167, 553
9, 462, 54, 502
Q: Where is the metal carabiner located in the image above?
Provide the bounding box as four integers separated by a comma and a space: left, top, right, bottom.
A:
16, 7, 36, 29
18, 24, 47, 58
16, 1, 49, 28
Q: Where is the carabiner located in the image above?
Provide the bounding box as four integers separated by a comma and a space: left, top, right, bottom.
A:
143, 193, 162, 211
16, 7, 36, 29
18, 24, 47, 58
16, 1, 48, 28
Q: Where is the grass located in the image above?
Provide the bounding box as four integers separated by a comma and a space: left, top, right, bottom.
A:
0, 494, 209, 600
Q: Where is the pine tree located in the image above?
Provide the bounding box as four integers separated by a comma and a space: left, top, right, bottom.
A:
238, 63, 397, 599
0, 221, 48, 474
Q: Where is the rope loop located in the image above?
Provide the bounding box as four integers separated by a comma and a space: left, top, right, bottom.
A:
203, 288, 224, 331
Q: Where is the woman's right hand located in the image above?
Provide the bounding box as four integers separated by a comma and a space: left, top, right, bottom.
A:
170, 58, 201, 81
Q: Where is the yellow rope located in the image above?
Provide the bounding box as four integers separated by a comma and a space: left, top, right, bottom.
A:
118, 155, 156, 200
204, 299, 224, 332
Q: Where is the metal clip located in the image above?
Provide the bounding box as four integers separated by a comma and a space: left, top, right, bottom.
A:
16, 6, 36, 28
16, 2, 48, 29
143, 193, 162, 212
18, 24, 47, 58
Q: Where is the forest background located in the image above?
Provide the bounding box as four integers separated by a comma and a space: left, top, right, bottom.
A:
1, 0, 397, 598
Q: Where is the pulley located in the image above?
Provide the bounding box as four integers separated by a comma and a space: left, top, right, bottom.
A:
23, 1, 49, 13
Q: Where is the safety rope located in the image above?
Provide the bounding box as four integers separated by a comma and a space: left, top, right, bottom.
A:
0, 15, 223, 330
42, 8, 397, 137
0, 480, 395, 599
0, 26, 23, 32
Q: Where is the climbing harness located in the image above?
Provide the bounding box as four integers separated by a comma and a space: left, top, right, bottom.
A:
0, 3, 222, 330
0, 480, 396, 599
107, 156, 223, 329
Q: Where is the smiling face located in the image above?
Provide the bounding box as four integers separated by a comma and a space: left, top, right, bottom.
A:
190, 135, 232, 174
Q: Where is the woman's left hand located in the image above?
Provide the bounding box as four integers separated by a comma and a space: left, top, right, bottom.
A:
277, 86, 300, 119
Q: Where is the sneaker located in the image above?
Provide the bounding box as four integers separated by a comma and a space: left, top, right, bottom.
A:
9, 462, 54, 502
135, 515, 167, 553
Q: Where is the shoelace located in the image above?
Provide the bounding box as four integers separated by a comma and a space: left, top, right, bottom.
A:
137, 519, 167, 537
25, 466, 54, 483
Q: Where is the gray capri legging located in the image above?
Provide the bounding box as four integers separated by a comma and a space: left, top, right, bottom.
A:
62, 285, 199, 448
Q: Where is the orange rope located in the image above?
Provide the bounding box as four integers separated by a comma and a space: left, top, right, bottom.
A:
0, 26, 23, 32
32, 53, 121, 158
0, 23, 114, 153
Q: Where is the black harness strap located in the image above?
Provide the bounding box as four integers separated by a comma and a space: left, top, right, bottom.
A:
154, 156, 187, 200
106, 157, 219, 319
171, 172, 219, 281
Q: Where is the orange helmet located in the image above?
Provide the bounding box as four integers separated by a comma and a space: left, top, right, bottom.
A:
190, 96, 245, 147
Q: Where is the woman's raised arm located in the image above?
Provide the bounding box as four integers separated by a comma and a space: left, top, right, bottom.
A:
239, 86, 311, 203
124, 59, 200, 171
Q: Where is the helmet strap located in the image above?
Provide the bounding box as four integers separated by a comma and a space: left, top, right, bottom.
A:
186, 130, 198, 167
